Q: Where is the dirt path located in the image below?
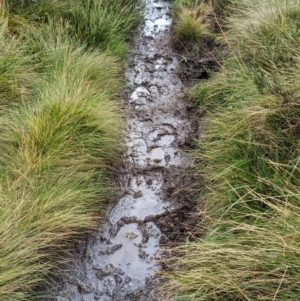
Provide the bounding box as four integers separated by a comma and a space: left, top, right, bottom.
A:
46, 1, 197, 300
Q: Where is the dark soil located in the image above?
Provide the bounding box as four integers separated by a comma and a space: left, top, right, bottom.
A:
171, 35, 220, 86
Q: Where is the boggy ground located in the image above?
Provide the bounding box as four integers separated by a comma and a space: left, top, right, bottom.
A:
40, 0, 207, 300
172, 37, 219, 86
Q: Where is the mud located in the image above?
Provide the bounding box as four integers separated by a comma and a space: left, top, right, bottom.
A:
42, 0, 199, 300
170, 27, 220, 86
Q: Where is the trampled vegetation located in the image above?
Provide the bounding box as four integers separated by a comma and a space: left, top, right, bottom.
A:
165, 0, 300, 300
0, 0, 141, 300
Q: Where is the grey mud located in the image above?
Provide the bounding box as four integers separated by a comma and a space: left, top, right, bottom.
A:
44, 0, 197, 300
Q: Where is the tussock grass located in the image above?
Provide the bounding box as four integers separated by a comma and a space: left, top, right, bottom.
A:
164, 162, 300, 300
0, 46, 123, 301
213, 0, 231, 15
164, 0, 300, 300
1, 48, 122, 175
7, 0, 141, 56
172, 1, 211, 42
226, 0, 300, 69
0, 0, 141, 300
0, 20, 36, 108
165, 192, 300, 300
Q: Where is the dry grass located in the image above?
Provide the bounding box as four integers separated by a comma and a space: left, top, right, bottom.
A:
163, 0, 300, 300
173, 1, 211, 42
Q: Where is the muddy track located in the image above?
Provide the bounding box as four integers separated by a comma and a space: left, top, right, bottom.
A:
43, 1, 198, 300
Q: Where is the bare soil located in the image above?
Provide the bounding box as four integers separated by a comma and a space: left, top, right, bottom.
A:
38, 1, 214, 300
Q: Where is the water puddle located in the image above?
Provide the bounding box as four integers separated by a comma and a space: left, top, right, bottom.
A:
46, 0, 196, 300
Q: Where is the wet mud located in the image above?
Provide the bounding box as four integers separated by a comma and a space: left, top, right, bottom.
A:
43, 0, 198, 300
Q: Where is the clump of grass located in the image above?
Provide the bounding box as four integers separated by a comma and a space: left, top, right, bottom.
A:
0, 0, 141, 300
227, 0, 300, 70
0, 45, 123, 301
65, 0, 141, 56
173, 1, 211, 42
1, 47, 122, 173
213, 0, 232, 15
6, 0, 141, 57
163, 0, 300, 300
0, 20, 37, 109
164, 170, 300, 300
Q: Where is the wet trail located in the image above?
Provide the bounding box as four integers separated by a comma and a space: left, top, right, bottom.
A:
50, 0, 195, 300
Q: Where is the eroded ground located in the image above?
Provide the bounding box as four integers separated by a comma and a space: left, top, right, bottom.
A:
42, 1, 199, 300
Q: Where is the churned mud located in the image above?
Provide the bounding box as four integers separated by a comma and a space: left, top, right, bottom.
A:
43, 0, 199, 300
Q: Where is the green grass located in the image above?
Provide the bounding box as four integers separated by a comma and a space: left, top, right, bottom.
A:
164, 183, 300, 300
0, 0, 141, 300
0, 20, 37, 109
213, 0, 232, 15
0, 48, 122, 297
6, 0, 141, 57
163, 0, 300, 300
172, 0, 212, 43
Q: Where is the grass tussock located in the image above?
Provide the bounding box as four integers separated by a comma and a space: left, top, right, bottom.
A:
7, 0, 141, 57
164, 0, 300, 300
172, 0, 212, 42
0, 20, 36, 109
0, 0, 141, 300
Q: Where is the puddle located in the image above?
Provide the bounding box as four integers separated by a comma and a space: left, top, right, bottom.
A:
43, 0, 196, 300
150, 148, 165, 164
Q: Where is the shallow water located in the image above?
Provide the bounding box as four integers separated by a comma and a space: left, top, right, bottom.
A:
49, 0, 195, 300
